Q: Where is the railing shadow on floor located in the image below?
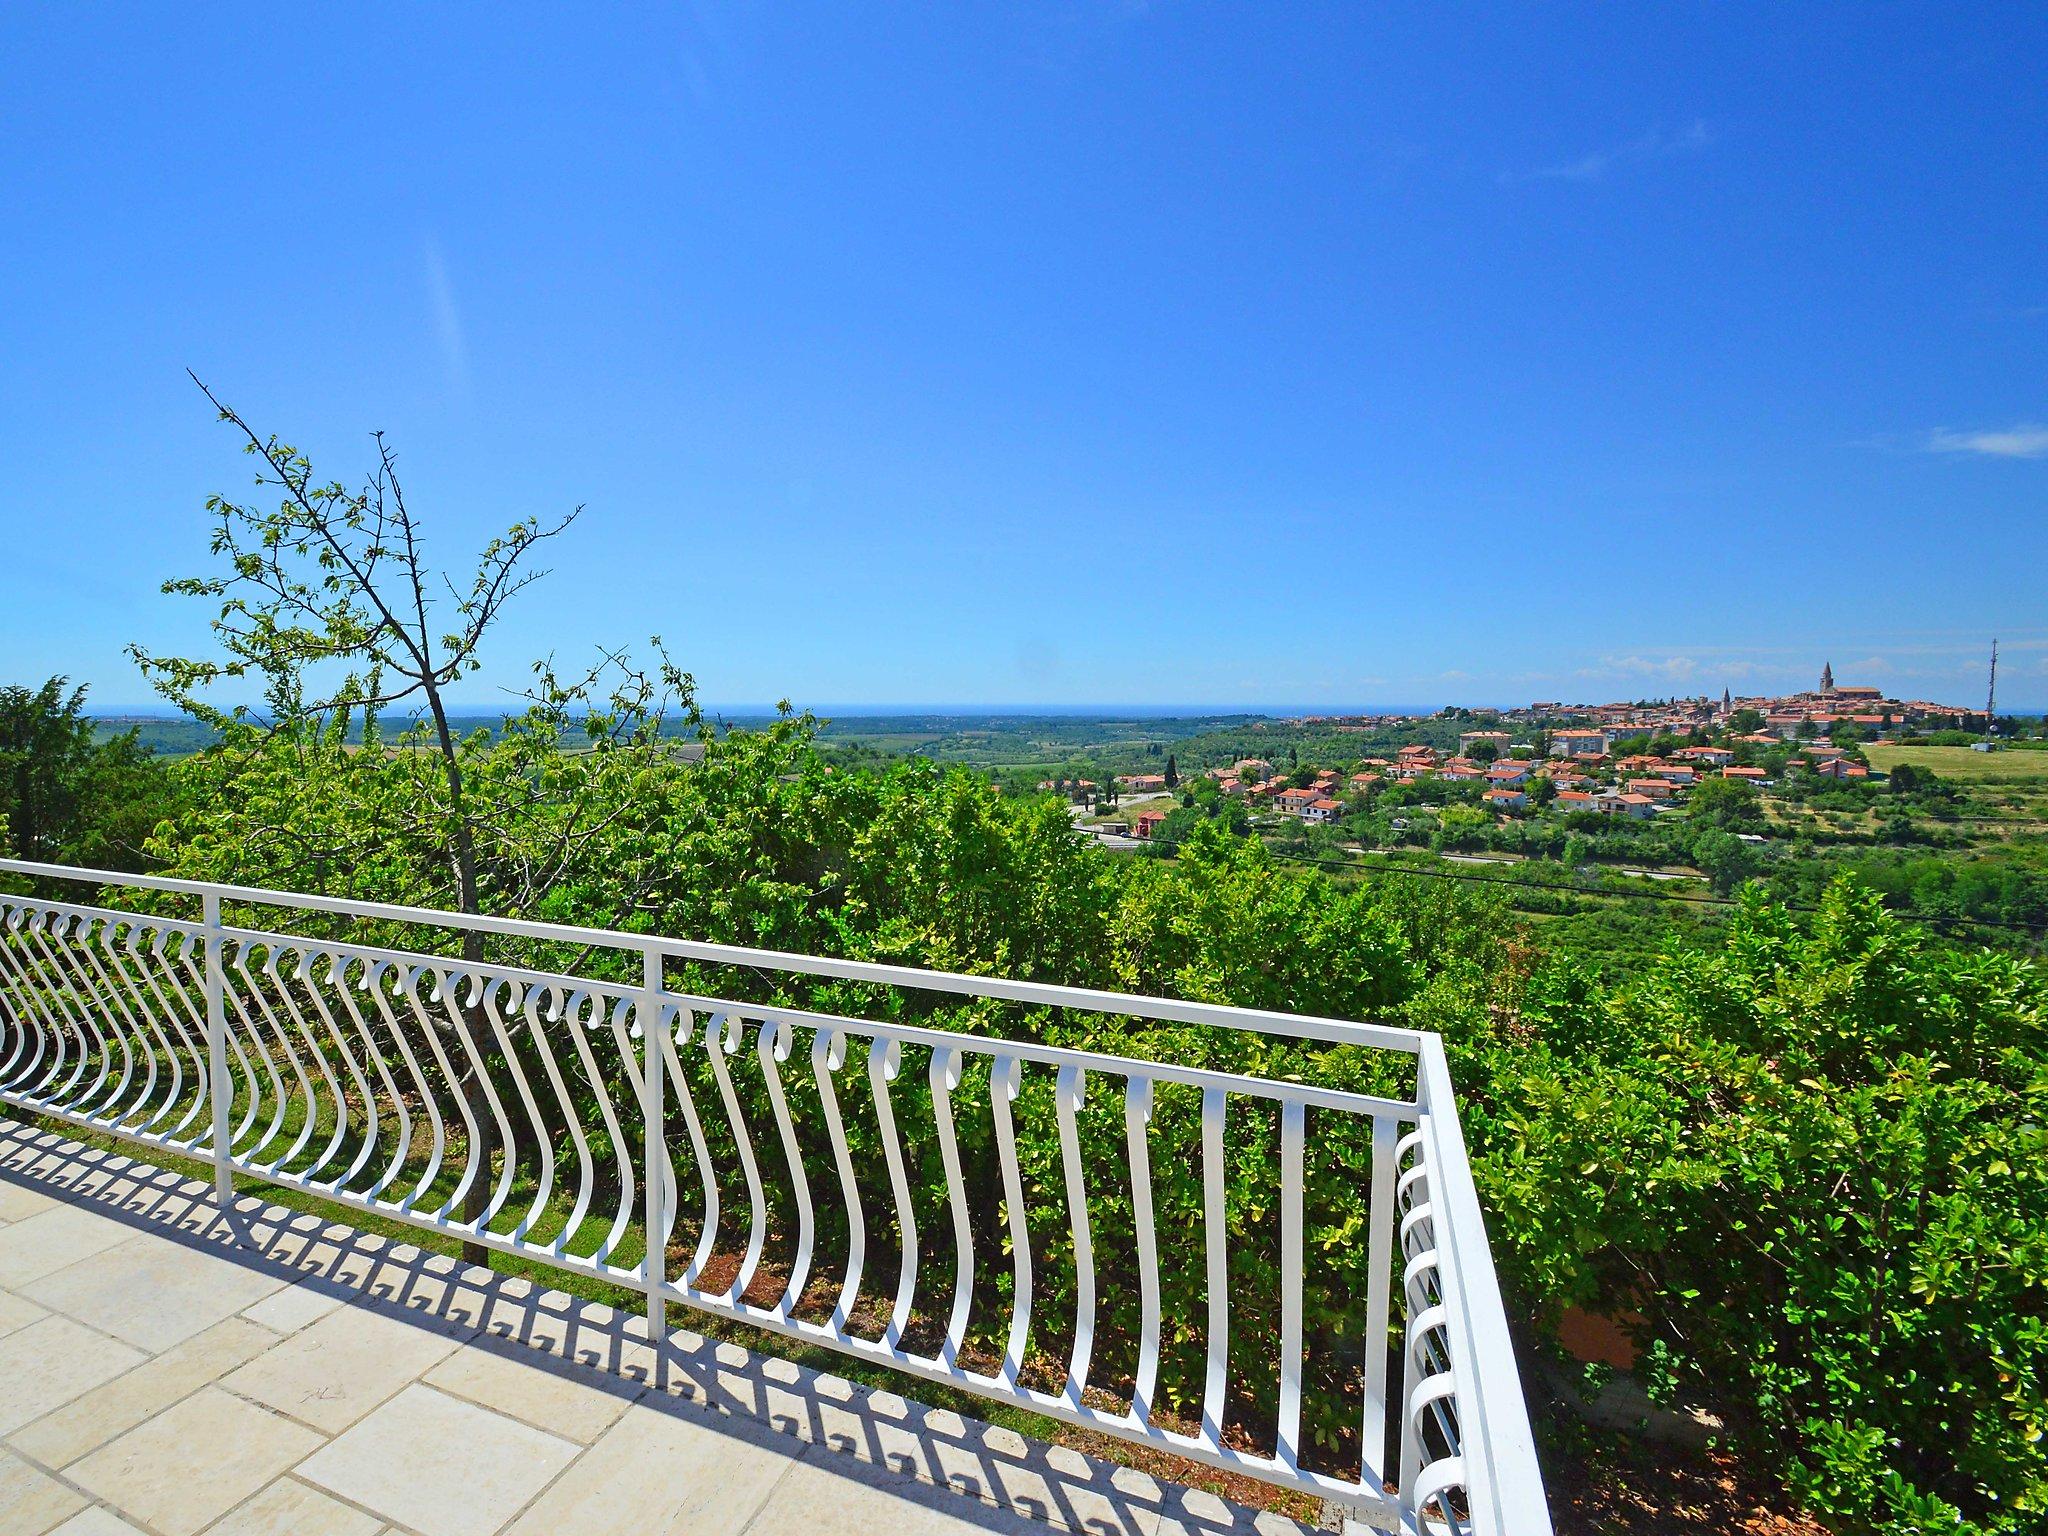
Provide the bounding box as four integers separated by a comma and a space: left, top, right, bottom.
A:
0, 1120, 1314, 1536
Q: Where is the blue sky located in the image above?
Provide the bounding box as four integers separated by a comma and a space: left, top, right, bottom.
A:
3, 5, 2044, 712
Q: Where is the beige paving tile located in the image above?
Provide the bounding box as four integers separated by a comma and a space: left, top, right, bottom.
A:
220, 1300, 468, 1433
744, 1451, 1042, 1535
46, 1509, 152, 1536
67, 1388, 321, 1536
239, 1281, 344, 1335
22, 1233, 284, 1353
296, 1384, 579, 1536
10, 1316, 280, 1468
0, 1288, 50, 1339
424, 1334, 641, 1443
1152, 1491, 1316, 1536
921, 1418, 1171, 1536
201, 1475, 383, 1536
0, 1314, 149, 1437
0, 1444, 89, 1536
502, 1396, 802, 1536
0, 1204, 137, 1288
0, 1179, 60, 1222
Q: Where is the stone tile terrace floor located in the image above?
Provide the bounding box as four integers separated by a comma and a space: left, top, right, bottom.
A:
0, 1123, 1308, 1536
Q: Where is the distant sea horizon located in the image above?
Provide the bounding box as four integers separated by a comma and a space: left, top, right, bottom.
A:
87, 701, 1462, 720
85, 699, 2044, 721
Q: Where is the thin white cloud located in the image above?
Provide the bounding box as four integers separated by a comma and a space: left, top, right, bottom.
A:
423, 237, 470, 401
1925, 424, 2048, 459
1578, 655, 1705, 682
1511, 119, 1712, 184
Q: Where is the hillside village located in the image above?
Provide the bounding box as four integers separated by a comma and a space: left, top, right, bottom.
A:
1117, 720, 1872, 837
1043, 668, 1953, 843
1287, 662, 1976, 740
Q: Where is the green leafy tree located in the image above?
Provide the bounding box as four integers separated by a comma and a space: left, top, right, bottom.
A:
1688, 773, 1766, 833
0, 678, 170, 870
1690, 826, 1761, 893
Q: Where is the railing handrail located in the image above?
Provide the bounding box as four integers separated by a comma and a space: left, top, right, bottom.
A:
0, 857, 1421, 1055
1417, 1036, 1550, 1534
0, 854, 1553, 1531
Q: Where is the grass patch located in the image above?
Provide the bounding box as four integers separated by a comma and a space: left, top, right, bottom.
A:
1866, 744, 2048, 782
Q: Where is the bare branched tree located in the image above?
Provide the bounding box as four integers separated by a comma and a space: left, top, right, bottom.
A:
132, 375, 695, 1262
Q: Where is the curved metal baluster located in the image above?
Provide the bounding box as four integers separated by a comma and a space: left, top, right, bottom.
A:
571, 994, 636, 1267
209, 934, 270, 1156
303, 952, 384, 1193
101, 921, 163, 1131
0, 914, 42, 1089
424, 968, 508, 1230
10, 913, 75, 1103
705, 1013, 769, 1304
37, 913, 95, 1109
488, 979, 558, 1245
221, 943, 293, 1169
272, 947, 354, 1185
1055, 1063, 1094, 1406
655, 1007, 719, 1289
991, 1054, 1032, 1390
867, 1037, 918, 1350
1200, 1085, 1230, 1450
1277, 1096, 1306, 1474
43, 915, 125, 1120
0, 908, 63, 1092
149, 925, 215, 1146
109, 922, 171, 1135
811, 1027, 865, 1334
758, 1019, 816, 1320
524, 984, 599, 1257
146, 927, 212, 1149
929, 1044, 974, 1372
155, 928, 234, 1150
240, 945, 321, 1175
88, 918, 166, 1134
355, 962, 422, 1203
7, 912, 70, 1102
389, 964, 464, 1214
0, 905, 36, 1078
114, 923, 190, 1139
44, 915, 105, 1109
24, 912, 99, 1108
0, 920, 66, 1101
458, 973, 526, 1239
1124, 1075, 1160, 1426
328, 955, 406, 1197
69, 917, 148, 1128
408, 965, 483, 1221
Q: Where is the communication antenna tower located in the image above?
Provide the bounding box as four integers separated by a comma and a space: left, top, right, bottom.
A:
1986, 639, 1999, 738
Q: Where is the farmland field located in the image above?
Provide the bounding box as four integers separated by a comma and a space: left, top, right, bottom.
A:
1865, 743, 2048, 781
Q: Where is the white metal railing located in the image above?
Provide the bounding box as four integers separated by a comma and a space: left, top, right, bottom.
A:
0, 857, 1548, 1534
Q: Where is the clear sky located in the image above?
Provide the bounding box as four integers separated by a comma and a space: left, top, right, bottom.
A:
3, 5, 2044, 713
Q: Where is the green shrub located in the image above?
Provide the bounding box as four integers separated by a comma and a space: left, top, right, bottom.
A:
1472, 883, 2048, 1533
